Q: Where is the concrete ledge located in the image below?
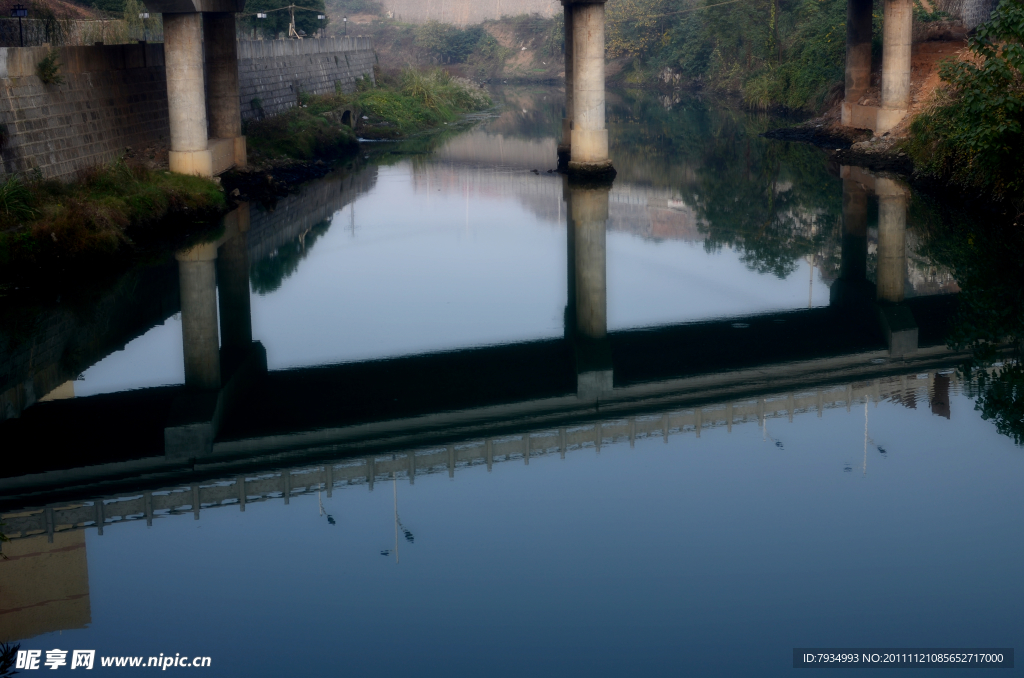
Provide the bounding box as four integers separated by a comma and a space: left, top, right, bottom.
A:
841, 101, 879, 131
169, 149, 214, 177
876, 107, 908, 134
841, 101, 908, 134
208, 137, 237, 175
164, 341, 267, 459
578, 370, 613, 399
877, 303, 918, 357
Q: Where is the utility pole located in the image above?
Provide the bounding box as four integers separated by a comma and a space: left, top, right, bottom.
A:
11, 4, 27, 48
288, 4, 301, 39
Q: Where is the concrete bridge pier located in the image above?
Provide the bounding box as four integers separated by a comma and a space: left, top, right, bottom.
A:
164, 13, 213, 177
875, 177, 917, 356
841, 0, 872, 127
841, 0, 913, 133
569, 181, 613, 398
166, 205, 267, 459
879, 0, 913, 130
567, 0, 615, 179
153, 0, 246, 177
205, 12, 247, 169
557, 1, 574, 169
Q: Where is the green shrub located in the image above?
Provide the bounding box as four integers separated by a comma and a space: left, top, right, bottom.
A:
0, 175, 37, 221
37, 49, 64, 85
904, 0, 1024, 199
414, 21, 486, 63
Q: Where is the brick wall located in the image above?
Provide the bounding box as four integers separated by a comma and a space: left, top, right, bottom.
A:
0, 37, 375, 180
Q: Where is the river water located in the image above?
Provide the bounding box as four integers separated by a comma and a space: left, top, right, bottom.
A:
1, 87, 1021, 676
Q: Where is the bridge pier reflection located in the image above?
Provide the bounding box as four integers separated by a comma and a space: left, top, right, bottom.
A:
833, 167, 918, 357
216, 207, 254, 371
176, 243, 221, 391
875, 177, 917, 356
557, 1, 574, 169
567, 179, 613, 398
830, 176, 872, 307
876, 178, 908, 304
167, 203, 267, 458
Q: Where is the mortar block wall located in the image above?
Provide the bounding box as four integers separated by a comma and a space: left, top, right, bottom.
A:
0, 43, 170, 179
0, 37, 374, 180
238, 37, 375, 120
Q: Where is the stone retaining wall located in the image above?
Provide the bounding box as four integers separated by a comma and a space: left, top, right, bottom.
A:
0, 37, 374, 180
238, 37, 375, 120
0, 43, 170, 178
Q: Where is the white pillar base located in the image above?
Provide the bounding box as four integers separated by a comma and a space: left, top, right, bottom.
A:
876, 107, 908, 133
840, 102, 908, 133
570, 128, 608, 163
169, 149, 214, 178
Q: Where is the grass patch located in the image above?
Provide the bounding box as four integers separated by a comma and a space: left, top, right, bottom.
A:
358, 68, 490, 136
245, 94, 359, 160
0, 159, 226, 282
245, 68, 491, 159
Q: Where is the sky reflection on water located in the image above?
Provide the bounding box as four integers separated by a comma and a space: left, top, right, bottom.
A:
1, 87, 1020, 678
16, 388, 1024, 677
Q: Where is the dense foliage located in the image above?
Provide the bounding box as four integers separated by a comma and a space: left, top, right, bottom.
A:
904, 0, 1024, 200
915, 199, 1024, 443
246, 68, 490, 159
413, 21, 491, 63
606, 0, 855, 110
607, 90, 842, 277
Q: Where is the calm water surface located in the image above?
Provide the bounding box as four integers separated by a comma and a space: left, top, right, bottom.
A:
1, 87, 1020, 677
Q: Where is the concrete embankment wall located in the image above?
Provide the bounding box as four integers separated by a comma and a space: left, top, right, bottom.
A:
385, 0, 559, 25
0, 43, 170, 179
0, 37, 374, 180
238, 37, 374, 120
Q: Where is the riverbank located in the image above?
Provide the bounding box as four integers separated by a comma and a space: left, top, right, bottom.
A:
0, 162, 226, 288
245, 68, 490, 162
764, 0, 1023, 216
0, 68, 492, 290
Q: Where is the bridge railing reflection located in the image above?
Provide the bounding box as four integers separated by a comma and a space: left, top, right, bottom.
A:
1, 367, 965, 546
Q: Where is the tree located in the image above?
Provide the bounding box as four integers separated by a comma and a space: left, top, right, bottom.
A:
906, 0, 1024, 198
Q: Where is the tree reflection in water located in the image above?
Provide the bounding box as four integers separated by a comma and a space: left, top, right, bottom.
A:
916, 198, 1024, 443
249, 218, 332, 295
607, 90, 843, 279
